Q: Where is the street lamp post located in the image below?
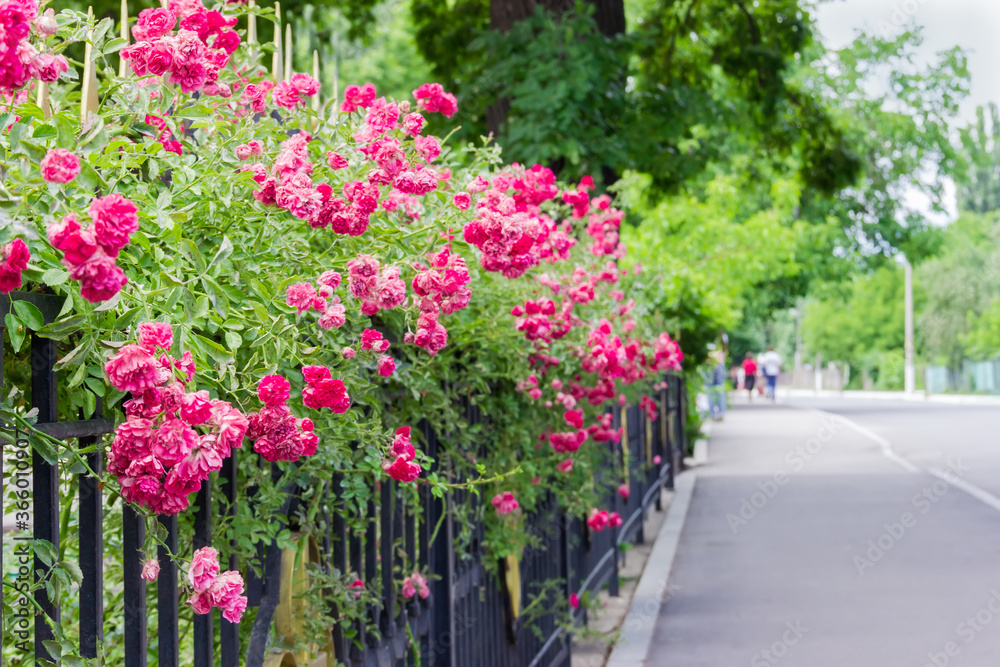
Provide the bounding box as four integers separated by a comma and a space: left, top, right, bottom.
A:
904, 259, 916, 394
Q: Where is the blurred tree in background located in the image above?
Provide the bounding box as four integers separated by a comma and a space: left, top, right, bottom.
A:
74, 0, 978, 370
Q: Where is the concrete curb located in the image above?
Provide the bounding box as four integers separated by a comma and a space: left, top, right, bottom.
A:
775, 388, 1000, 406
605, 470, 697, 667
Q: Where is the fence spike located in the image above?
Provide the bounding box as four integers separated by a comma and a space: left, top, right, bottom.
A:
36, 82, 50, 119
283, 22, 292, 81
118, 0, 129, 77
80, 7, 100, 127
247, 0, 256, 45
271, 2, 282, 83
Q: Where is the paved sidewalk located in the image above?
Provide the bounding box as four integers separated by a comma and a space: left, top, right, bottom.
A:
641, 404, 1000, 666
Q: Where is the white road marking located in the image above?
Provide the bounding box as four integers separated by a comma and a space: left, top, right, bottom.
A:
812, 409, 921, 473
811, 408, 1000, 514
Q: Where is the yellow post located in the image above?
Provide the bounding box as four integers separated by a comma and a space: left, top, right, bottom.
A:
80, 7, 100, 126
271, 2, 282, 83
283, 23, 292, 81
311, 50, 320, 113
118, 0, 129, 77
36, 82, 50, 120
247, 0, 256, 45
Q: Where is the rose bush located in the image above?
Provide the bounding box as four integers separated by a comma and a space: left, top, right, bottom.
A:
1, 0, 682, 660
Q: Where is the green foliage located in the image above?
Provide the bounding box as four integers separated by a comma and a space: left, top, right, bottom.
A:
459, 5, 631, 181
956, 103, 1000, 214
917, 211, 1000, 365
801, 265, 907, 387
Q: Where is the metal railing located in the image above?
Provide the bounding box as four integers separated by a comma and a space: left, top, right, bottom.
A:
2, 291, 687, 667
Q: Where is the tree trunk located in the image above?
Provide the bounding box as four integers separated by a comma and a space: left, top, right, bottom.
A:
486, 0, 626, 162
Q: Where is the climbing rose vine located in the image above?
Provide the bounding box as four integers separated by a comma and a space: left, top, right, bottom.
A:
0, 0, 684, 644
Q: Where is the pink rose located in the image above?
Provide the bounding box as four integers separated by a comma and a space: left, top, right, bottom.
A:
146, 41, 175, 76
35, 9, 58, 36
0, 239, 30, 294
382, 455, 420, 483
377, 355, 395, 377
105, 344, 162, 394
152, 418, 198, 467
222, 594, 247, 623
70, 251, 128, 302
133, 7, 176, 41
213, 30, 241, 54
289, 72, 319, 97
257, 375, 290, 407
89, 193, 139, 253
491, 491, 519, 515
141, 558, 160, 582
39, 148, 80, 184
326, 152, 348, 170
272, 81, 302, 109
137, 321, 174, 352
188, 546, 220, 592
29, 53, 68, 83
207, 570, 244, 608
341, 347, 356, 359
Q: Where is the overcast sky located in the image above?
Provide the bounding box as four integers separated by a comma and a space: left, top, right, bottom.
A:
813, 0, 1000, 222
814, 0, 1000, 123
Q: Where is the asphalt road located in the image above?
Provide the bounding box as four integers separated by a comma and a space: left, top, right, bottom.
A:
646, 398, 1000, 667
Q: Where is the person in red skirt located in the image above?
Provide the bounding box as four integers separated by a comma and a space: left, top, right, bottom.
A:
742, 353, 758, 401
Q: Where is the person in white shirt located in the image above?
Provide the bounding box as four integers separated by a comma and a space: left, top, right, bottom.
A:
759, 346, 782, 400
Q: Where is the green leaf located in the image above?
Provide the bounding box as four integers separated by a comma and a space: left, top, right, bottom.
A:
62, 559, 84, 584
208, 236, 234, 270
5, 313, 25, 353
32, 539, 57, 566
37, 314, 87, 341
94, 292, 121, 312
13, 300, 44, 331
224, 330, 242, 352
54, 341, 90, 370
67, 362, 88, 390
32, 124, 57, 139
41, 268, 69, 286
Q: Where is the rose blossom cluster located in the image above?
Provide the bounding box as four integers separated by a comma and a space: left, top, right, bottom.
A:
346, 254, 406, 316
285, 271, 347, 331
492, 491, 519, 515
39, 148, 80, 184
401, 571, 430, 599
145, 114, 183, 155
353, 96, 442, 197
340, 82, 376, 113
302, 365, 351, 412
121, 0, 239, 95
382, 426, 421, 483
584, 195, 626, 258
187, 547, 248, 623
272, 72, 320, 109
405, 246, 471, 355
47, 193, 138, 302
106, 322, 249, 515
412, 83, 457, 118
586, 509, 623, 532
639, 395, 658, 421
0, 0, 68, 95
247, 374, 318, 462
0, 238, 29, 293
651, 332, 684, 371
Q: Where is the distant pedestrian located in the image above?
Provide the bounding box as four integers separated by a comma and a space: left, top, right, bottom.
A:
706, 350, 727, 420
760, 346, 782, 401
741, 353, 758, 400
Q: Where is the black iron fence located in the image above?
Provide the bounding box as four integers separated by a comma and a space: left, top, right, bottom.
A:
1, 291, 687, 667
